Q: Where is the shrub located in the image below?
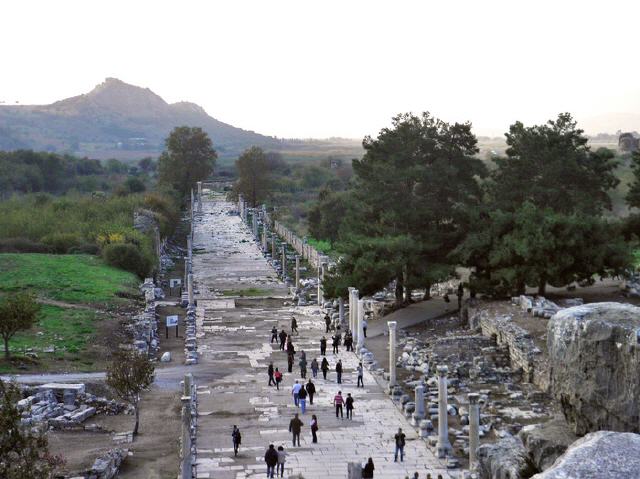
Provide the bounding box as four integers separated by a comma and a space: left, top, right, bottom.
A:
68, 243, 100, 255
42, 233, 83, 254
0, 238, 51, 253
102, 243, 152, 278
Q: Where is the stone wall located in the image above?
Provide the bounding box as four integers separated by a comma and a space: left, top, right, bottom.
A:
468, 303, 550, 392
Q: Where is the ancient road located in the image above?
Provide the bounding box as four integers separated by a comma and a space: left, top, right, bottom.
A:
189, 196, 453, 479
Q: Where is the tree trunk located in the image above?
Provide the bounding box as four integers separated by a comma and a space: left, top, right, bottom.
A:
395, 276, 403, 306
3, 336, 10, 360
423, 283, 432, 300
133, 403, 140, 437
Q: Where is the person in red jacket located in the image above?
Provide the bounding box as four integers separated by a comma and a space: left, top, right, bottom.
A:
334, 390, 344, 419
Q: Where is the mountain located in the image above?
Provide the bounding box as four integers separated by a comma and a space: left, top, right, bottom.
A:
0, 78, 281, 159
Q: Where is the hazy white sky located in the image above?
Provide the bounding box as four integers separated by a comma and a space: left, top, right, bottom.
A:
1, 0, 639, 138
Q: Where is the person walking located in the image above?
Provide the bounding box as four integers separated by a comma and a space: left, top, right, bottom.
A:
289, 413, 303, 447
324, 313, 331, 333
291, 316, 298, 335
291, 380, 302, 407
298, 383, 308, 414
287, 354, 294, 373
276, 446, 287, 477
334, 390, 344, 419
268, 362, 276, 386
264, 444, 278, 478
362, 317, 368, 338
306, 379, 316, 405
345, 393, 354, 419
344, 330, 353, 352
335, 359, 343, 384
321, 357, 329, 380
362, 457, 375, 478
231, 425, 241, 456
279, 329, 287, 351
357, 362, 364, 388
320, 336, 327, 356
394, 427, 406, 462
310, 414, 319, 443
457, 282, 464, 309
271, 325, 278, 343
299, 356, 307, 379
310, 358, 319, 378
274, 368, 283, 390
332, 334, 339, 354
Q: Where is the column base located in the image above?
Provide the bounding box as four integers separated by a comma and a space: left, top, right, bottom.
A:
436, 438, 452, 459
411, 413, 424, 426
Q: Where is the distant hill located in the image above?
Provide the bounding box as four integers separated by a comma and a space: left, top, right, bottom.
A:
0, 78, 283, 159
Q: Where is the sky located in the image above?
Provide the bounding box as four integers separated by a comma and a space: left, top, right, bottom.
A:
1, 0, 639, 139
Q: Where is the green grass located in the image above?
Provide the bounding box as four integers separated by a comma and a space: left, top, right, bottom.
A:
306, 238, 335, 256
221, 288, 269, 297
0, 253, 139, 303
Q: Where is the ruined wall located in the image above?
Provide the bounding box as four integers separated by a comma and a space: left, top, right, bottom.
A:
468, 303, 550, 392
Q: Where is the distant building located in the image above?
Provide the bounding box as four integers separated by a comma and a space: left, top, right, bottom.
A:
619, 132, 640, 153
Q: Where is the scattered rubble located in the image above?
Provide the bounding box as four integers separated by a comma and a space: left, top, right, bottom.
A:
477, 435, 534, 479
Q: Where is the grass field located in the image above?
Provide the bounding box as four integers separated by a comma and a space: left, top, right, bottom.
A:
0, 253, 139, 373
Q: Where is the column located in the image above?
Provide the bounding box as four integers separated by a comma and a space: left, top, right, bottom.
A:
338, 297, 344, 328
295, 255, 300, 289
318, 262, 327, 306
271, 234, 276, 259
436, 365, 452, 458
468, 393, 480, 471
252, 213, 258, 238
347, 287, 355, 332
412, 384, 425, 426
281, 246, 287, 279
388, 321, 397, 389
351, 289, 360, 344
357, 299, 365, 352
187, 273, 194, 307
187, 236, 192, 269
197, 181, 202, 213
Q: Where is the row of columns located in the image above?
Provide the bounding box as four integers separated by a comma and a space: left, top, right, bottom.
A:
386, 321, 480, 469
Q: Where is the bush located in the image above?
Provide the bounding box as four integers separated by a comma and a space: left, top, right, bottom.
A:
0, 238, 51, 253
102, 243, 152, 278
68, 243, 100, 255
42, 233, 83, 254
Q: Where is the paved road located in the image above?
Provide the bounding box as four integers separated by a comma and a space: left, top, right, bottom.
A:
190, 197, 453, 479
367, 298, 455, 338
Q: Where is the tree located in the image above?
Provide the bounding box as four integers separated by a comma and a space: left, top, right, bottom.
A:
138, 157, 157, 174
307, 188, 349, 246
106, 350, 155, 437
0, 293, 40, 360
625, 150, 640, 209
158, 127, 217, 197
0, 380, 64, 478
235, 146, 271, 207
329, 112, 486, 304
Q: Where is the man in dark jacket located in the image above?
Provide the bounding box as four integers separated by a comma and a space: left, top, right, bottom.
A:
320, 336, 327, 356
271, 325, 278, 343
268, 362, 275, 386
279, 329, 287, 351
306, 379, 316, 405
289, 413, 303, 447
394, 427, 406, 462
324, 313, 331, 333
264, 444, 278, 478
335, 359, 343, 384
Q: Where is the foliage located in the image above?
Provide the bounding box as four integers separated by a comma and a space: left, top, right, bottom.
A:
0, 380, 64, 478
158, 126, 217, 198
625, 151, 640, 209
0, 292, 40, 359
106, 350, 155, 436
102, 243, 153, 279
234, 146, 271, 207
307, 188, 349, 247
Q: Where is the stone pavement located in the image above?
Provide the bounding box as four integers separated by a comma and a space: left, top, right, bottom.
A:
191, 196, 454, 478
367, 300, 455, 338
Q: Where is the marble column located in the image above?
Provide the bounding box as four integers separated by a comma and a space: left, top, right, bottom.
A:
347, 287, 355, 333
187, 273, 194, 307
271, 234, 276, 260
252, 212, 258, 238
295, 255, 300, 289
281, 246, 287, 279
338, 297, 345, 328
436, 365, 452, 458
351, 289, 359, 341
317, 262, 327, 306
468, 393, 480, 471
388, 321, 397, 389
357, 299, 365, 352
412, 384, 425, 426
197, 181, 202, 213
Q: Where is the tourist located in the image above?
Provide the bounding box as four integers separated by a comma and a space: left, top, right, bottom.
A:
334, 390, 344, 419
457, 283, 464, 309
344, 330, 353, 352
362, 317, 368, 338
276, 446, 287, 477
264, 444, 278, 478
357, 362, 364, 388
310, 357, 319, 378
286, 338, 295, 356
345, 392, 354, 419
300, 349, 306, 362
287, 354, 293, 373
332, 334, 340, 354
299, 356, 307, 379
274, 368, 283, 390
298, 382, 307, 414
231, 425, 241, 456
321, 357, 329, 380
306, 378, 316, 404
291, 380, 302, 407
271, 325, 278, 343
291, 316, 298, 334
289, 413, 303, 447
320, 336, 327, 356
335, 359, 343, 384
324, 313, 331, 333
279, 329, 287, 350
310, 414, 319, 443
394, 427, 406, 462
268, 362, 276, 386
362, 457, 374, 478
